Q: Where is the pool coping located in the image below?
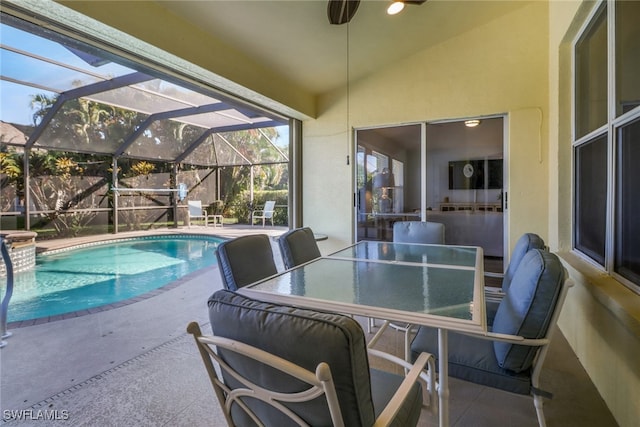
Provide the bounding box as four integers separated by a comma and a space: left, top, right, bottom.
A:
7, 233, 225, 329
5, 226, 288, 329
7, 263, 220, 329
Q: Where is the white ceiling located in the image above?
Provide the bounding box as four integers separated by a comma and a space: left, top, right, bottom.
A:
157, 0, 531, 95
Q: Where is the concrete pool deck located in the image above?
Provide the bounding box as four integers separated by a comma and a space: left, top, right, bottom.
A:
0, 226, 617, 426
0, 226, 287, 412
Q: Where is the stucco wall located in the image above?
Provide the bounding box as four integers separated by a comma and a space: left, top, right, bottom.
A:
305, 1, 550, 254
549, 2, 640, 427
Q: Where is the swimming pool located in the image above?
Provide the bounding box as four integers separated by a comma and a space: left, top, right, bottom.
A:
2, 235, 223, 323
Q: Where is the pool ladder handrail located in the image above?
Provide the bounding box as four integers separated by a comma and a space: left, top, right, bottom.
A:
1, 238, 14, 348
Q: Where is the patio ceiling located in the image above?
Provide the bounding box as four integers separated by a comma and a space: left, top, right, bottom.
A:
0, 14, 289, 167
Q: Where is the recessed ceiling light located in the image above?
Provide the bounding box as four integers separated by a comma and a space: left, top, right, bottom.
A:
387, 1, 405, 15
465, 120, 481, 127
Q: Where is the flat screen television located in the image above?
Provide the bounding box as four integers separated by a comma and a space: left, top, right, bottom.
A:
449, 159, 503, 190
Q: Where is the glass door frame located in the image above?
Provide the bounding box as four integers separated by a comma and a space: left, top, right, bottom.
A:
353, 123, 426, 242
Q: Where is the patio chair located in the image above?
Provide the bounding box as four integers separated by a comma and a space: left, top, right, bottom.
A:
252, 200, 276, 226
486, 232, 546, 295
208, 199, 224, 227
369, 221, 446, 360
410, 249, 573, 427
187, 289, 435, 427
187, 200, 211, 227
392, 220, 445, 245
485, 233, 546, 323
277, 227, 322, 270
215, 234, 278, 291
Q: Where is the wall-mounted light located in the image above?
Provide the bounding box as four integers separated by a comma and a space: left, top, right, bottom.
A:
387, 1, 405, 15
464, 119, 481, 128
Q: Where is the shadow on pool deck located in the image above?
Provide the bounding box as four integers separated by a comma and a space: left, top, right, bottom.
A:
0, 225, 617, 426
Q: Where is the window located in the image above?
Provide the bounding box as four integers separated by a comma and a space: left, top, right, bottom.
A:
574, 135, 607, 264
615, 118, 640, 285
573, 1, 640, 293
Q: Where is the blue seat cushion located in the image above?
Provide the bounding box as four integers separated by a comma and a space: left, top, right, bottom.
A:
393, 221, 445, 244
492, 249, 563, 372
502, 233, 545, 292
208, 289, 422, 427
410, 326, 532, 395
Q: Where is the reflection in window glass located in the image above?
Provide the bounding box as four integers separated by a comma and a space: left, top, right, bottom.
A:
616, 0, 640, 116
616, 118, 640, 283
576, 6, 607, 139
575, 135, 607, 264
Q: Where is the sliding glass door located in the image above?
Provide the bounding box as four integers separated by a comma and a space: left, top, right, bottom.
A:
355, 124, 422, 241
355, 118, 506, 265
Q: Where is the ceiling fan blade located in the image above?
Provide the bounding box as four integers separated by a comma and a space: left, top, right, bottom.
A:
327, 0, 361, 25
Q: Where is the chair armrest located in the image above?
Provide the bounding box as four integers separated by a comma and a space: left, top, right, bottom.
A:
368, 349, 435, 427
458, 330, 550, 347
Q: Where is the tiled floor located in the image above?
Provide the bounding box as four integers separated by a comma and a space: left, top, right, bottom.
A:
0, 227, 618, 426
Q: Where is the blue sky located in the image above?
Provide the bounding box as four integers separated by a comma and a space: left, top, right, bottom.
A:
1, 23, 133, 125
1, 22, 289, 151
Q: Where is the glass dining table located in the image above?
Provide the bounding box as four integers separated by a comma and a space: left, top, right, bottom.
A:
238, 240, 487, 427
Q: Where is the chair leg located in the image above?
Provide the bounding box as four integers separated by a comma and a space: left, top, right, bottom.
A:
533, 395, 547, 427
404, 325, 414, 362
367, 317, 376, 333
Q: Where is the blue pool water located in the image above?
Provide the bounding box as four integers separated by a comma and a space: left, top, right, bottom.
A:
2, 235, 223, 322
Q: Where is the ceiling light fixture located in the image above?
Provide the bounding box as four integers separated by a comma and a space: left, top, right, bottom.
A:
465, 120, 481, 128
387, 1, 405, 15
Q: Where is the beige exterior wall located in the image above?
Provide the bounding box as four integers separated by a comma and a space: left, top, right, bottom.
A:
548, 2, 640, 427
306, 1, 550, 255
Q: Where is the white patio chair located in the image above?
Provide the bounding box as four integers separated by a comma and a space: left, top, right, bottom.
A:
252, 200, 276, 226
187, 200, 210, 227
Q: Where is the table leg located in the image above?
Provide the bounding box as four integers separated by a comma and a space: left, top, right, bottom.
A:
438, 328, 449, 427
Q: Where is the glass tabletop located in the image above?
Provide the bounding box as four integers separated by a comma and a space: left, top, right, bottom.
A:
242, 237, 486, 332
248, 258, 476, 320
329, 240, 478, 268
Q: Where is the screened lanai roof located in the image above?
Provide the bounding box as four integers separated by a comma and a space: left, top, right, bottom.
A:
0, 14, 289, 167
